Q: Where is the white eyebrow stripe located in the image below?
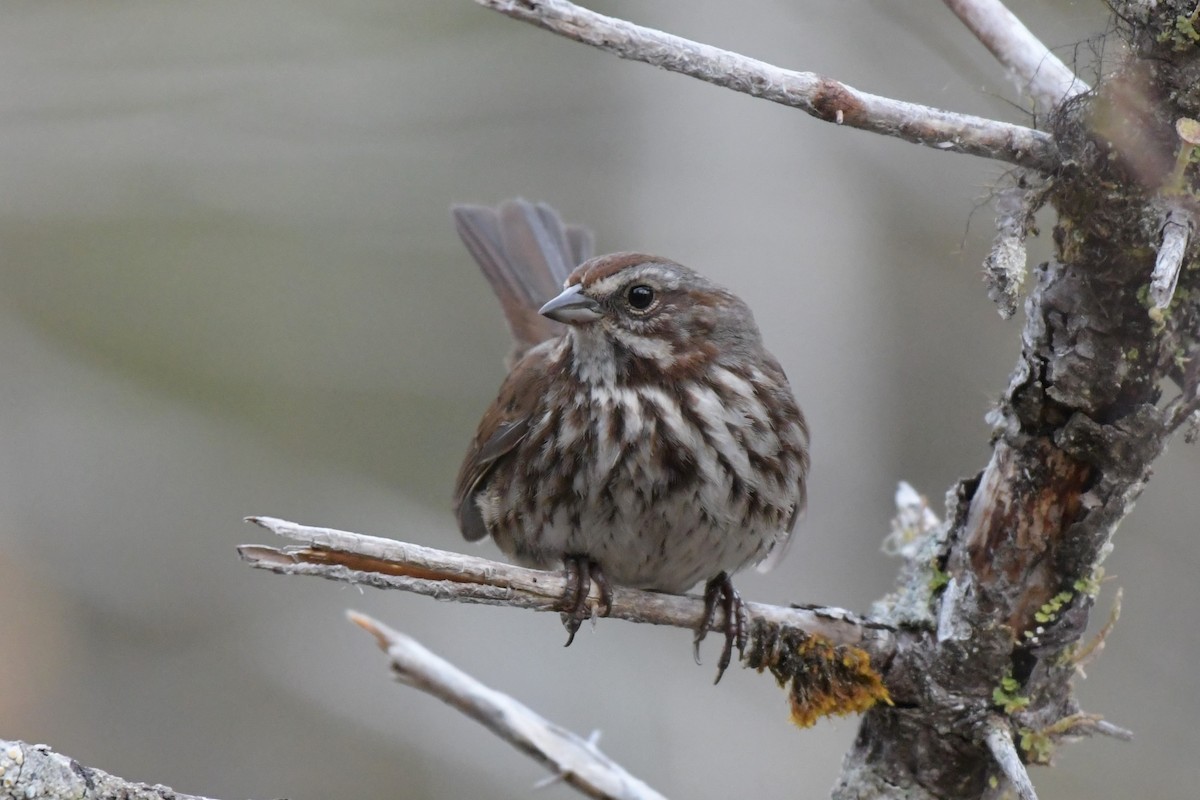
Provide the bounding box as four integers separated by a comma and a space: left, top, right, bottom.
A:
587, 265, 680, 297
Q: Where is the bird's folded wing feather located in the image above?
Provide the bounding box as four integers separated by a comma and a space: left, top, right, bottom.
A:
453, 346, 553, 541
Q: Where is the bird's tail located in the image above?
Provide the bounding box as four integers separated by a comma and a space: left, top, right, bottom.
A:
452, 198, 594, 365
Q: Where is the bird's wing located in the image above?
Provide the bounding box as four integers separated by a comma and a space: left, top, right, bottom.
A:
755, 356, 810, 573
453, 345, 552, 541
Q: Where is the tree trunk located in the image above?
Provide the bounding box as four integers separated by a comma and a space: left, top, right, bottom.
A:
835, 3, 1200, 795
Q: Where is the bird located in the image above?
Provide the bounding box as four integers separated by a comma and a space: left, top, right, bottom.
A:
451, 198, 809, 681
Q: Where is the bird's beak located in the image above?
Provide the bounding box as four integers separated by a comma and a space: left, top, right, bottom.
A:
539, 283, 603, 324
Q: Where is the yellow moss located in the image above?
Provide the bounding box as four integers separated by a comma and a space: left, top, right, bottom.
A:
746, 622, 892, 729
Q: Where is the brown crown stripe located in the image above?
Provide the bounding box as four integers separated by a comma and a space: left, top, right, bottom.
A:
569, 252, 683, 286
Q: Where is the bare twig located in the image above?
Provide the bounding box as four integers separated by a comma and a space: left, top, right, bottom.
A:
1037, 711, 1135, 743
983, 720, 1039, 800
349, 612, 666, 800
942, 0, 1089, 116
0, 740, 220, 800
1150, 205, 1194, 309
476, 0, 1058, 172
1164, 393, 1200, 435
1088, 719, 1136, 741
1072, 587, 1122, 677
239, 517, 896, 660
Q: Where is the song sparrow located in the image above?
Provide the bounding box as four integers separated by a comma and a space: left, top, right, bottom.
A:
452, 198, 809, 681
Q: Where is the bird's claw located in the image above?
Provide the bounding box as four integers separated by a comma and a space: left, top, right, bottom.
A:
559, 556, 612, 646
695, 572, 747, 684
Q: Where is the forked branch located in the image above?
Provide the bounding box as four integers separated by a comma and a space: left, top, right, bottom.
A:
349, 612, 667, 800
476, 0, 1059, 172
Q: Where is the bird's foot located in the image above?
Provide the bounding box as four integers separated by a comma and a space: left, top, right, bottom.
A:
694, 572, 748, 684
559, 555, 612, 646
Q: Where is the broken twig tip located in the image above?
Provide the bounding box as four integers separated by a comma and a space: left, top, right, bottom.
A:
347, 610, 395, 652
984, 719, 1039, 800
1092, 719, 1135, 741
1150, 208, 1192, 310
236, 544, 300, 567
246, 515, 290, 531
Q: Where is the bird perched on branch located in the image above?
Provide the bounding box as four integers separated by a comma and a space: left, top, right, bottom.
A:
452, 198, 809, 681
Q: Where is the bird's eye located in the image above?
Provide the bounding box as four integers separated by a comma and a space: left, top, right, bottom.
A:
627, 284, 655, 311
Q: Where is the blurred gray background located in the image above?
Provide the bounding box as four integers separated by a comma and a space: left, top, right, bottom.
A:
1, 2, 1195, 798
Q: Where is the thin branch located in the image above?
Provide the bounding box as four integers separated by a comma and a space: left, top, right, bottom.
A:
238, 517, 897, 660
349, 612, 666, 800
1036, 711, 1135, 743
942, 0, 1090, 116
0, 740, 220, 800
983, 720, 1039, 800
1072, 587, 1122, 678
476, 0, 1058, 172
1164, 392, 1200, 435
1087, 719, 1136, 742
1150, 205, 1193, 309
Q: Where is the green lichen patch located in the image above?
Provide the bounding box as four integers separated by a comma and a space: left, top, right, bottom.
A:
992, 674, 1031, 715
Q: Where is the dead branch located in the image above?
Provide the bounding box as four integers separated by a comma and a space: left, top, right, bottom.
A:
349, 612, 667, 800
942, 0, 1089, 115
0, 741, 220, 800
1150, 205, 1194, 309
983, 719, 1039, 800
476, 0, 1058, 172
238, 516, 897, 661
